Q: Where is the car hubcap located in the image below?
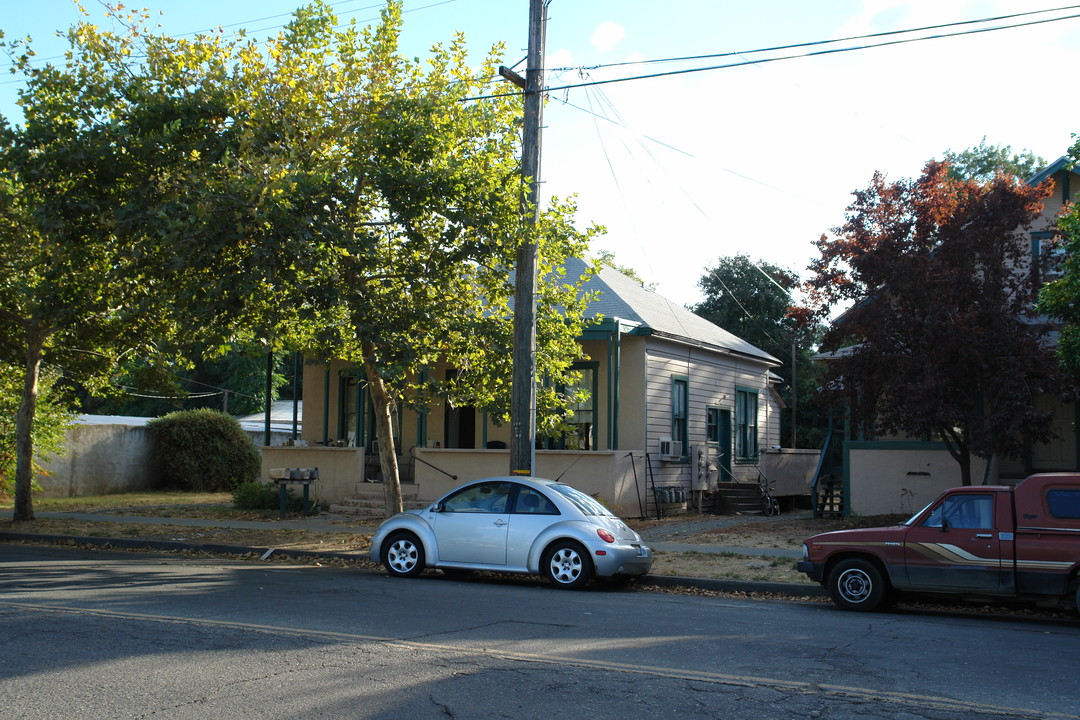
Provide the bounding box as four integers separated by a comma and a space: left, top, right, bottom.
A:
838, 568, 871, 603
388, 540, 418, 573
549, 547, 582, 584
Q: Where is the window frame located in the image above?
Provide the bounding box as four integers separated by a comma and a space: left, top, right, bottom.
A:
671, 376, 689, 462
734, 386, 759, 463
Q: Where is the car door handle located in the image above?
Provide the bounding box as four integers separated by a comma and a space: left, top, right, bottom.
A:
974, 533, 993, 539
493, 519, 508, 527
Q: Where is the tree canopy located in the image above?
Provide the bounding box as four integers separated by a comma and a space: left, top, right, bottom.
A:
1, 0, 600, 519
804, 161, 1068, 485
693, 255, 826, 448
939, 137, 1046, 183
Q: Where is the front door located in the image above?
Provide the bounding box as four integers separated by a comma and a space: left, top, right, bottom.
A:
903, 493, 1003, 592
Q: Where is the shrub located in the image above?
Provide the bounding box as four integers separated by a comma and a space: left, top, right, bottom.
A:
232, 481, 301, 512
148, 409, 261, 492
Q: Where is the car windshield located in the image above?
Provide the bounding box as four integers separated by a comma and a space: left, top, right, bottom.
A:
548, 483, 611, 516
902, 501, 935, 526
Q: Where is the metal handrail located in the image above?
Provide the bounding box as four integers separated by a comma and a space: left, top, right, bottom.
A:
811, 431, 833, 493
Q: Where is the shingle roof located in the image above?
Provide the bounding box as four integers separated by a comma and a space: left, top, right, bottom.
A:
566, 257, 780, 365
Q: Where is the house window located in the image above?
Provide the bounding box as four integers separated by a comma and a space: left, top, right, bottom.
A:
671, 377, 689, 460
564, 365, 596, 451
706, 406, 722, 443
339, 371, 364, 447
1032, 230, 1061, 287
735, 387, 758, 461
538, 363, 598, 451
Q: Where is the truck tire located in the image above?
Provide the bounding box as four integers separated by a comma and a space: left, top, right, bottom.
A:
827, 558, 888, 612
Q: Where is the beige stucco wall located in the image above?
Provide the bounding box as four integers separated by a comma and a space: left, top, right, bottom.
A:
411, 448, 647, 518
37, 423, 157, 498
760, 448, 819, 497
847, 446, 989, 516
260, 445, 366, 507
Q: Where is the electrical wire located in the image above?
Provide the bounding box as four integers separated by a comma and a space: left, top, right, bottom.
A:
549, 3, 1080, 73
468, 9, 1080, 101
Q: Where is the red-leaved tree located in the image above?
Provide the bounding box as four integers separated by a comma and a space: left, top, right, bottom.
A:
804, 161, 1069, 485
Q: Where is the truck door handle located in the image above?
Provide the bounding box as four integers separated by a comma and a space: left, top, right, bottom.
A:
974, 533, 993, 539
493, 519, 508, 527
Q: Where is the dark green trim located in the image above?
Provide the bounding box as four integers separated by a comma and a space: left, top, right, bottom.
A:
417, 369, 428, 448
291, 353, 301, 440
671, 375, 689, 463
734, 385, 760, 463
264, 351, 273, 446
322, 369, 330, 446
612, 327, 621, 449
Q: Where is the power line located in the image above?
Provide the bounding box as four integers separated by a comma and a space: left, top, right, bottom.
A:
469, 10, 1080, 101
550, 3, 1080, 73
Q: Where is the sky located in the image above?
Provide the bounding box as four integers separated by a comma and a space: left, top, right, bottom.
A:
2, 0, 1078, 308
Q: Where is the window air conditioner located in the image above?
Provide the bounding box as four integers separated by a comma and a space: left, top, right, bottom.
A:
658, 438, 683, 459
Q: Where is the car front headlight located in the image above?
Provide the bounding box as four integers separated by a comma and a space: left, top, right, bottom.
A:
801, 543, 809, 560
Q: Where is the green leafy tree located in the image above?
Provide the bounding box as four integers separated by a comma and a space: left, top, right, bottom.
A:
805, 161, 1067, 485
0, 362, 76, 496
2, 1, 599, 521
693, 255, 827, 448
1037, 142, 1080, 371
238, 3, 599, 515
595, 249, 655, 290
940, 137, 1045, 183
0, 14, 188, 521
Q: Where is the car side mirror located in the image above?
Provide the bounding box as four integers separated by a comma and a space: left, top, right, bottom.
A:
432, 501, 444, 513
940, 517, 950, 532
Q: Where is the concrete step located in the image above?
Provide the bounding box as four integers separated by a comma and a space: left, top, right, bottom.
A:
716, 483, 765, 515
329, 483, 426, 519
351, 482, 419, 500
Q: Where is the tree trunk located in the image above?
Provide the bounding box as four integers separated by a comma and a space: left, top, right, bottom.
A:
362, 343, 403, 518
940, 426, 973, 486
13, 330, 45, 522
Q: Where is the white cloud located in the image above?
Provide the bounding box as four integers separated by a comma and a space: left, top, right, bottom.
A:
590, 21, 625, 52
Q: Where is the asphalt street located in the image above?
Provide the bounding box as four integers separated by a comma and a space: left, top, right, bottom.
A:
2, 544, 1078, 720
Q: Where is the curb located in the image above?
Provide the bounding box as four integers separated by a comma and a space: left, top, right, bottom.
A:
0, 532, 372, 563
0, 531, 824, 597
643, 573, 825, 597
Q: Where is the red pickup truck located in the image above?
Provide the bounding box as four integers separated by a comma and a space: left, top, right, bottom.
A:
797, 473, 1080, 613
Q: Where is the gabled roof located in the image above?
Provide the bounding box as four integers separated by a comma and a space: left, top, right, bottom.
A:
1028, 156, 1073, 186
566, 257, 780, 365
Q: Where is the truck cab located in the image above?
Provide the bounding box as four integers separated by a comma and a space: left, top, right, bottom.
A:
797, 474, 1080, 613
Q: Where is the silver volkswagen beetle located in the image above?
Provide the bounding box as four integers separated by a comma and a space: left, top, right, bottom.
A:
368, 476, 652, 589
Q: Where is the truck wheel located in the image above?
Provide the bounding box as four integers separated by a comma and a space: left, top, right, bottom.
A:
827, 558, 888, 612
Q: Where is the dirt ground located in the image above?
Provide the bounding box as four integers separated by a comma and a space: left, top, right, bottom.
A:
0, 502, 887, 585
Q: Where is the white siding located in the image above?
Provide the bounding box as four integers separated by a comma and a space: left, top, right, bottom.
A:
644, 340, 779, 493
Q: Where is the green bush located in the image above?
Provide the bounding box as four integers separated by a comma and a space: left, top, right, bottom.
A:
232, 481, 301, 512
148, 409, 261, 492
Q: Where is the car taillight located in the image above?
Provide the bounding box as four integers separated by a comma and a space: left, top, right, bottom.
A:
597, 528, 616, 543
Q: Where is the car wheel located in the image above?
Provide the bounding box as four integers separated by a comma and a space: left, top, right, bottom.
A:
542, 540, 594, 590
1075, 583, 1080, 618
382, 531, 425, 578
827, 558, 888, 611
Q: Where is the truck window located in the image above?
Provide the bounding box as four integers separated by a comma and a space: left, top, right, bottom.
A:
1047, 489, 1080, 519
921, 494, 993, 529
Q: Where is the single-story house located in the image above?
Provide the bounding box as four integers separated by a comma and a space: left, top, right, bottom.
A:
265, 258, 817, 518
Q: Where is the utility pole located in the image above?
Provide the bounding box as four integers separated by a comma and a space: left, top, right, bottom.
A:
504, 0, 547, 477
